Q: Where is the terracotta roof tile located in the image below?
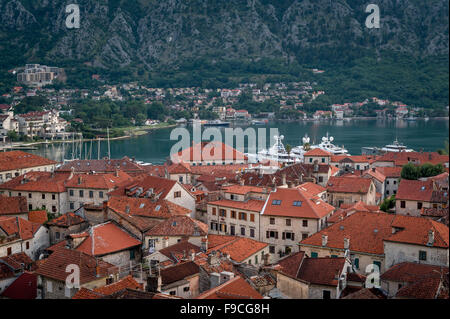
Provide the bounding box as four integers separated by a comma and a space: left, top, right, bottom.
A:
206, 235, 268, 263
396, 179, 436, 202
47, 212, 86, 227
304, 148, 332, 157
0, 196, 28, 216
57, 157, 146, 176
0, 216, 41, 241
65, 171, 133, 190
381, 262, 448, 283
327, 176, 373, 194
208, 199, 265, 212
73, 222, 142, 256
35, 248, 116, 284
0, 172, 69, 193
0, 151, 56, 172
262, 188, 334, 219
173, 141, 247, 162
196, 276, 262, 299
161, 261, 200, 285
297, 257, 346, 286
145, 216, 208, 237
94, 275, 143, 295
0, 272, 37, 299
27, 210, 48, 224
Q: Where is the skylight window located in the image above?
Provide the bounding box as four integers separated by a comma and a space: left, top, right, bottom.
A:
155, 205, 161, 211
293, 201, 302, 207
272, 200, 281, 205
139, 203, 145, 209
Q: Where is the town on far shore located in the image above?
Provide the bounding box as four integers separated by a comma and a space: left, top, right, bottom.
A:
0, 129, 449, 299
1, 64, 449, 150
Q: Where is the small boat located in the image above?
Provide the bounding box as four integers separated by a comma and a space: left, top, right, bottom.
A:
203, 120, 231, 127
362, 139, 414, 155
251, 119, 268, 125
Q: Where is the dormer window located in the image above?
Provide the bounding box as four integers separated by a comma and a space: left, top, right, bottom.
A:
272, 200, 281, 205
293, 201, 302, 207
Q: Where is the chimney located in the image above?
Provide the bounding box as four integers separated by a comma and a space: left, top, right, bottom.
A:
115, 169, 119, 177
427, 230, 435, 246
240, 179, 244, 186
344, 238, 350, 250
282, 173, 287, 186
322, 234, 328, 247
146, 269, 162, 293
69, 167, 75, 179
372, 167, 376, 172
125, 205, 130, 214
78, 176, 82, 185
201, 237, 208, 252
190, 250, 196, 261
287, 181, 293, 188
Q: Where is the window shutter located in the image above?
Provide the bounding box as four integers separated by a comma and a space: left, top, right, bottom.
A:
282, 232, 285, 240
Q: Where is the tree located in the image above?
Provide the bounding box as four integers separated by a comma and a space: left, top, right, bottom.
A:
401, 163, 420, 180
380, 195, 396, 212
7, 130, 19, 142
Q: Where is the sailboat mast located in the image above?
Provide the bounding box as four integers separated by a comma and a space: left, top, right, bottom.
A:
107, 127, 111, 160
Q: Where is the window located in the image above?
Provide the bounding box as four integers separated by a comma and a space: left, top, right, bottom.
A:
183, 286, 190, 292
28, 193, 32, 199
293, 201, 302, 207
302, 233, 308, 240
7, 247, 12, 256
79, 190, 84, 197
394, 180, 397, 185
240, 227, 245, 236
89, 191, 94, 198
69, 202, 74, 210
284, 232, 294, 240
69, 190, 74, 196
417, 202, 423, 209
250, 228, 255, 238
230, 225, 235, 235
270, 218, 275, 225
52, 206, 57, 213
266, 231, 278, 239
321, 158, 325, 163
400, 201, 406, 208
169, 291, 176, 295
322, 290, 331, 299
250, 214, 255, 222
386, 190, 390, 195
373, 261, 381, 270
174, 191, 181, 198
311, 252, 318, 258
47, 281, 53, 293
331, 254, 338, 258
219, 224, 227, 233
302, 220, 308, 227
231, 211, 236, 218
219, 209, 226, 217
55, 232, 60, 240
52, 194, 56, 200
354, 258, 360, 269
286, 219, 291, 226
42, 194, 45, 199
309, 158, 313, 163
106, 277, 114, 285
386, 181, 389, 185
212, 207, 216, 215
99, 191, 104, 198
129, 250, 135, 260
318, 176, 323, 183
269, 246, 275, 254
26, 242, 30, 249
419, 250, 427, 261
179, 176, 183, 183
239, 212, 247, 221
272, 200, 281, 205
29, 204, 32, 210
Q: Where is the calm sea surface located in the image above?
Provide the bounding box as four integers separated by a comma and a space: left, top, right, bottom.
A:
29, 119, 449, 164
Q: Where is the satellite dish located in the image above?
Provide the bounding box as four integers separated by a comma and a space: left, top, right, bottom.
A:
330, 136, 334, 142
280, 135, 284, 140
322, 137, 327, 142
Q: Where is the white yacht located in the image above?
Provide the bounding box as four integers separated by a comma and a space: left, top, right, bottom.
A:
290, 134, 312, 162
314, 133, 349, 156
381, 139, 414, 153
255, 135, 296, 164
362, 139, 414, 155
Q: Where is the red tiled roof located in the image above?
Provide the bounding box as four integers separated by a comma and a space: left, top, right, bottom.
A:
327, 176, 373, 194
108, 175, 178, 200
161, 261, 200, 285
386, 216, 449, 248
297, 182, 326, 197
0, 272, 37, 299
71, 287, 104, 299
158, 241, 202, 262
167, 162, 191, 174
222, 184, 266, 195
0, 216, 41, 241
57, 157, 146, 176
28, 210, 48, 224
376, 167, 402, 178
196, 276, 262, 299
0, 172, 69, 193
65, 171, 133, 190
206, 235, 268, 263
396, 276, 448, 299
0, 151, 56, 172
273, 251, 305, 278
208, 199, 265, 212
262, 188, 334, 219
396, 179, 435, 202
47, 212, 86, 227
145, 216, 208, 237
304, 148, 332, 157
94, 275, 143, 294
173, 141, 248, 162
331, 155, 374, 163
297, 257, 346, 286
375, 152, 449, 166
73, 222, 142, 256
381, 262, 448, 283
35, 248, 116, 284
341, 288, 386, 299
301, 212, 449, 254
0, 196, 28, 216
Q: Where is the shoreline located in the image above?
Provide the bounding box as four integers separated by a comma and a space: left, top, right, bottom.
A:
0, 123, 177, 151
